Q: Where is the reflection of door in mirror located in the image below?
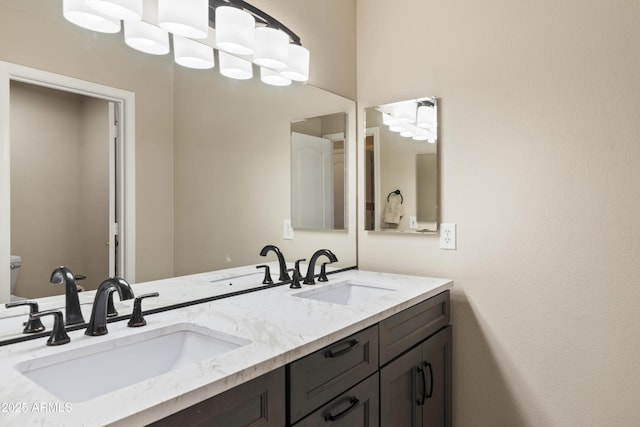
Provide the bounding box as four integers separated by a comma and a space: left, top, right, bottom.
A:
10, 82, 117, 298
291, 113, 347, 231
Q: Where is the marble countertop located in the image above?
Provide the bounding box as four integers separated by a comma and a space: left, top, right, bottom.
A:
0, 267, 451, 426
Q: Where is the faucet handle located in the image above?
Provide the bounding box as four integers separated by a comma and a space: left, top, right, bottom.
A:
30, 310, 70, 346
288, 269, 302, 289
128, 292, 159, 328
294, 259, 306, 279
5, 301, 46, 334
256, 265, 273, 284
318, 262, 330, 282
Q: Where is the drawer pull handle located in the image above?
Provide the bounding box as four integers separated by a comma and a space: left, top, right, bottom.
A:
324, 397, 360, 422
425, 361, 434, 399
416, 366, 426, 406
324, 339, 359, 358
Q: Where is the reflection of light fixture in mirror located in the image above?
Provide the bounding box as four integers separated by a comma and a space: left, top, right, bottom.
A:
85, 0, 143, 21
158, 0, 208, 39
377, 97, 437, 142
63, 0, 121, 33
173, 35, 215, 69
124, 21, 170, 55
219, 51, 253, 79
63, 0, 310, 86
416, 101, 436, 129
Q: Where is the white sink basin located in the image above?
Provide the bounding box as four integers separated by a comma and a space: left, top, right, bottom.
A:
294, 281, 395, 306
15, 323, 250, 403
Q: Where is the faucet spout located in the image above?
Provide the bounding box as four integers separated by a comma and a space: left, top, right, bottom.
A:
259, 244, 290, 282
304, 249, 338, 285
50, 266, 85, 326
85, 278, 134, 336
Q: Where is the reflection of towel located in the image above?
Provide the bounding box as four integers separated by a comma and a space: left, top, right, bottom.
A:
383, 197, 404, 224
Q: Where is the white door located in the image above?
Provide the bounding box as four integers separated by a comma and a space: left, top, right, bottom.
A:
291, 132, 334, 229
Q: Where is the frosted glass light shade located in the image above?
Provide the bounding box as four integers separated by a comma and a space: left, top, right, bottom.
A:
124, 21, 170, 55
254, 27, 289, 70
158, 0, 208, 39
85, 0, 142, 21
215, 6, 255, 55
173, 35, 215, 69
219, 51, 253, 80
281, 43, 309, 82
63, 0, 121, 33
416, 104, 436, 129
260, 68, 291, 86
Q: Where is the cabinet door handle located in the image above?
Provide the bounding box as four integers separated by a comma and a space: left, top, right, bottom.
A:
324, 339, 359, 358
416, 366, 426, 406
324, 397, 360, 422
425, 361, 434, 399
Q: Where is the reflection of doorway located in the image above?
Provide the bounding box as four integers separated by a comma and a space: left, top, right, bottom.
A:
364, 127, 380, 230
291, 132, 335, 230
0, 62, 136, 303
10, 82, 116, 298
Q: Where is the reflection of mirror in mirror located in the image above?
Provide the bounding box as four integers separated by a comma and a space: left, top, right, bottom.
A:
364, 97, 438, 233
291, 113, 347, 230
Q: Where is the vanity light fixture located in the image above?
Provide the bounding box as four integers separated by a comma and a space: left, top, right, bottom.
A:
62, 0, 310, 86
62, 0, 121, 33
377, 98, 438, 143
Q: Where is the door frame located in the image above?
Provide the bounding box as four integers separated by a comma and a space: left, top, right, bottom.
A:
0, 61, 136, 302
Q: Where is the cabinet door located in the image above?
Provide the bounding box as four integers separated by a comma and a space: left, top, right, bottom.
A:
149, 367, 285, 427
379, 345, 423, 427
294, 373, 379, 427
421, 326, 452, 427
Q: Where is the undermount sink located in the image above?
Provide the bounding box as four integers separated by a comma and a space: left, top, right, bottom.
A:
294, 281, 395, 306
15, 323, 250, 403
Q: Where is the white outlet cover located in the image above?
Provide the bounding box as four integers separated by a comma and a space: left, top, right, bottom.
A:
409, 216, 417, 229
283, 219, 294, 240
439, 223, 456, 250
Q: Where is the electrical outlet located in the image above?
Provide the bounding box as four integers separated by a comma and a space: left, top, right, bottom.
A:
283, 219, 294, 240
409, 216, 417, 229
439, 223, 456, 249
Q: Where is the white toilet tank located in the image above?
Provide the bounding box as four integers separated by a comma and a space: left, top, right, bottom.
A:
10, 255, 21, 293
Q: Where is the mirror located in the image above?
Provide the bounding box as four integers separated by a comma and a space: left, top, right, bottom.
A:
0, 0, 357, 340
364, 97, 438, 233
291, 113, 347, 230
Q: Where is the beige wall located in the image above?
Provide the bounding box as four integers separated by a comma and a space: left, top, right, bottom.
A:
357, 0, 640, 426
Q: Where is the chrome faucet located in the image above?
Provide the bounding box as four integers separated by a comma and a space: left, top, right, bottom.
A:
50, 266, 85, 326
85, 278, 134, 336
259, 244, 290, 282
304, 249, 338, 285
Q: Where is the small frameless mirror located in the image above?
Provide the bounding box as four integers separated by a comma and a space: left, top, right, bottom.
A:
291, 112, 347, 230
364, 97, 438, 233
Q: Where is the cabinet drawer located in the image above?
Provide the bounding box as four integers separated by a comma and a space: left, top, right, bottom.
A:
294, 373, 379, 427
379, 291, 449, 366
149, 367, 285, 427
288, 325, 379, 424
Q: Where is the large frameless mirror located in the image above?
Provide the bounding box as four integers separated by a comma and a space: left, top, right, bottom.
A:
364, 97, 438, 233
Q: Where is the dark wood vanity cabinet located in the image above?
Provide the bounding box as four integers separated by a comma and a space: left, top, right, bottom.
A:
379, 326, 452, 427
148, 290, 450, 427
149, 366, 285, 427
